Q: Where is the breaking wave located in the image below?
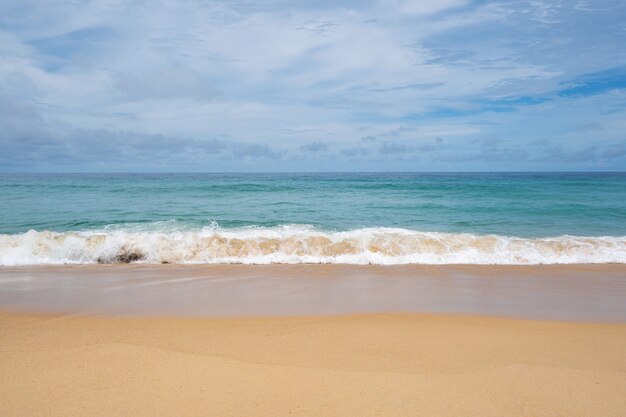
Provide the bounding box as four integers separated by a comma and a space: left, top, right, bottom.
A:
1, 225, 625, 265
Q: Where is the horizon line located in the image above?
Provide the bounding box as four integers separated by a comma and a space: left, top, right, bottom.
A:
0, 171, 625, 175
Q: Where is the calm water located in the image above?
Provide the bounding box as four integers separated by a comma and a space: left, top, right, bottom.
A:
1, 172, 625, 236
0, 173, 625, 265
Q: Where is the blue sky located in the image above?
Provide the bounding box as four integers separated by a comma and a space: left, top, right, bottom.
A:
1, 0, 625, 172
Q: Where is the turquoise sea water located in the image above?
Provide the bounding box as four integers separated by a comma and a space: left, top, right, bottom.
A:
0, 173, 625, 265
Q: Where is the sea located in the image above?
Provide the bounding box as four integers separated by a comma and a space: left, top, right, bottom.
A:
0, 172, 625, 265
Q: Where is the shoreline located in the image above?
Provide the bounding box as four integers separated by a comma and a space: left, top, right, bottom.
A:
2, 310, 625, 416
3, 226, 625, 265
1, 263, 625, 321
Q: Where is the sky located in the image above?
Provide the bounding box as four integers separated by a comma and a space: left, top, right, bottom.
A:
1, 0, 625, 172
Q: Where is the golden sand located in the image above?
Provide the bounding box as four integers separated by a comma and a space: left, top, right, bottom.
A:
1, 311, 625, 417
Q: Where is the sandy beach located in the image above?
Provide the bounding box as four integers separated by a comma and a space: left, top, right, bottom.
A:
0, 264, 625, 416
1, 311, 626, 417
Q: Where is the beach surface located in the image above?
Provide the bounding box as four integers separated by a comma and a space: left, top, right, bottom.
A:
1, 264, 626, 416
1, 264, 626, 320
2, 311, 626, 417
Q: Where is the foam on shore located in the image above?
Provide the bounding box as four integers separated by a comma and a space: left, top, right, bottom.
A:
1, 225, 624, 265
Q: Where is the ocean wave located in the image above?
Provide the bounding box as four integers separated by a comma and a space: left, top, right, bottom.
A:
0, 226, 624, 265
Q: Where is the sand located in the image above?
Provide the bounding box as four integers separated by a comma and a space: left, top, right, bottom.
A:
2, 264, 626, 320
1, 311, 626, 417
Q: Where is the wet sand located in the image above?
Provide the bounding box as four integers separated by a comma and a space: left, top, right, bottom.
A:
1, 264, 625, 416
0, 264, 625, 320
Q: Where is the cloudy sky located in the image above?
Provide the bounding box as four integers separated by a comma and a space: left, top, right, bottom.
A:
1, 0, 625, 172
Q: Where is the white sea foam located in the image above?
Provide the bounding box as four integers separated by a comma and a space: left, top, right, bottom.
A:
0, 225, 624, 265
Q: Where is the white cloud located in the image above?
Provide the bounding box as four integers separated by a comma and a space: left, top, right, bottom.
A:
394, 0, 469, 16
1, 0, 625, 171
